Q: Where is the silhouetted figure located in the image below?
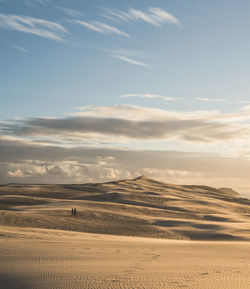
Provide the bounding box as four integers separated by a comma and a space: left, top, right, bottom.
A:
71, 208, 74, 215
74, 208, 76, 216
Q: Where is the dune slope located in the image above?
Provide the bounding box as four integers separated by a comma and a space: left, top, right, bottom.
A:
0, 176, 250, 240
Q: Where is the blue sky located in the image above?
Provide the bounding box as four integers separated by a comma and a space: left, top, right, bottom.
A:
1, 0, 250, 193
1, 0, 250, 118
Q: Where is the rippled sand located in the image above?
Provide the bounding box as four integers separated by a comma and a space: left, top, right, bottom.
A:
1, 226, 250, 289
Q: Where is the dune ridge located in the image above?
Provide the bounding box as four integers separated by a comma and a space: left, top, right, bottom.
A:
0, 176, 250, 241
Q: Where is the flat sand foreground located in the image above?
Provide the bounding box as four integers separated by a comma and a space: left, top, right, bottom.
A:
0, 226, 250, 289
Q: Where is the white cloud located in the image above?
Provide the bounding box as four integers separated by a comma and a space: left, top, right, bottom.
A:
72, 105, 172, 120
148, 7, 180, 26
10, 44, 27, 53
121, 93, 181, 101
73, 20, 129, 38
73, 105, 218, 120
236, 100, 250, 104
8, 169, 26, 178
107, 47, 149, 66
240, 105, 250, 111
0, 13, 69, 42
196, 97, 226, 103
113, 54, 148, 66
102, 7, 180, 27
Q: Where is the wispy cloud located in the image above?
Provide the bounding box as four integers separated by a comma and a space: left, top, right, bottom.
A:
103, 7, 180, 27
10, 44, 27, 53
73, 20, 129, 38
57, 7, 84, 18
0, 13, 69, 42
196, 97, 226, 103
121, 93, 181, 101
114, 54, 148, 66
108, 48, 149, 67
236, 100, 250, 104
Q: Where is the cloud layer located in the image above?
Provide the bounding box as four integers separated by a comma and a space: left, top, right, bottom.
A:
2, 105, 250, 145
1, 136, 250, 191
1, 104, 250, 189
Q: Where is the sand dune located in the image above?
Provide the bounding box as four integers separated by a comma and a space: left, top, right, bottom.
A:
1, 176, 250, 288
0, 176, 250, 240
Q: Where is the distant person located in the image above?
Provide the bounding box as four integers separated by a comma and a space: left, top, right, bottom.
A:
74, 208, 76, 216
71, 208, 74, 215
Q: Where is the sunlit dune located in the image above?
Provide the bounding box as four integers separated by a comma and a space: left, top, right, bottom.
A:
1, 176, 250, 240
0, 176, 250, 288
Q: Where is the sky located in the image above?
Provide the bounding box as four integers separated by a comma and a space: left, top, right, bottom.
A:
1, 0, 250, 194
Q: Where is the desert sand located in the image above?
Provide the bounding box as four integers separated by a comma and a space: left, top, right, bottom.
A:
0, 176, 250, 288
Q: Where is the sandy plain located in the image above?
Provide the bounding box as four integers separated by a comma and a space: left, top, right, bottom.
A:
0, 176, 250, 288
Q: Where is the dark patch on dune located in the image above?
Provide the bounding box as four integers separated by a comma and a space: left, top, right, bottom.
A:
143, 191, 161, 196
203, 215, 233, 222
154, 220, 192, 227
184, 232, 244, 241
0, 273, 31, 289
154, 220, 223, 230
